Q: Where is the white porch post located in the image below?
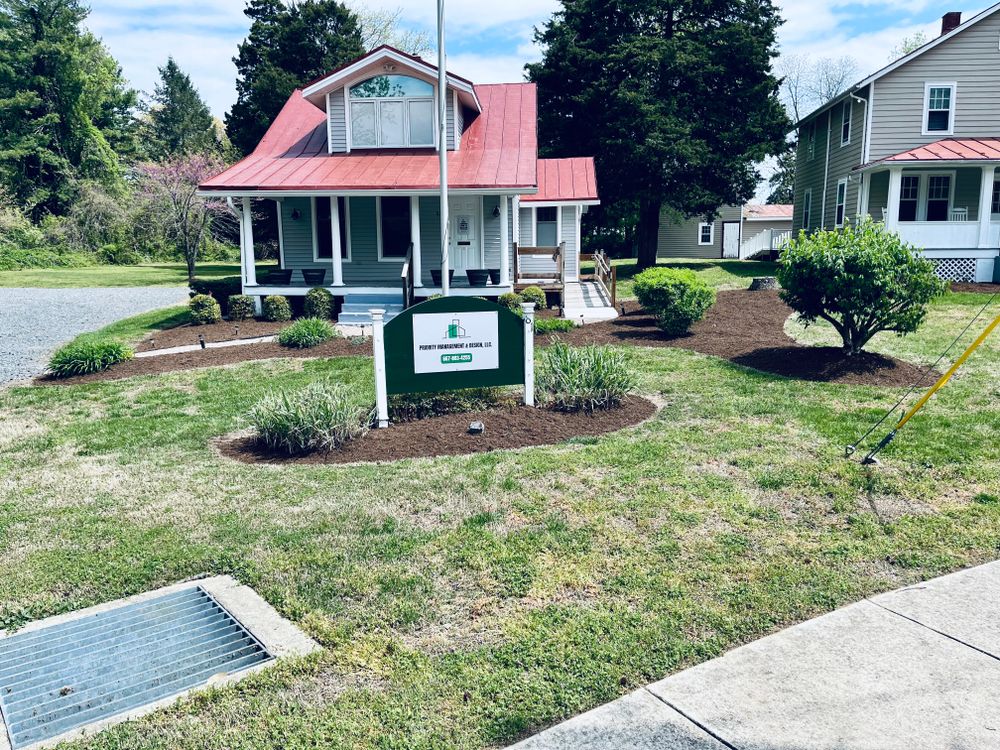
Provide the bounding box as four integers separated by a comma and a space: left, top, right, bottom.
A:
500, 194, 510, 286
411, 195, 422, 286
885, 167, 903, 232
330, 196, 344, 286
240, 197, 260, 315
977, 165, 997, 248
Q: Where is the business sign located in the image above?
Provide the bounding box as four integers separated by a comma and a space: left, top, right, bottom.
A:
412, 311, 499, 374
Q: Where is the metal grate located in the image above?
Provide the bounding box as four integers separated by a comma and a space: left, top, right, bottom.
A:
0, 586, 272, 749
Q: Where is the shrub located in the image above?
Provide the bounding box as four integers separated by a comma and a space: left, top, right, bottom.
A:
778, 217, 946, 354
633, 267, 715, 335
248, 381, 370, 454
48, 339, 133, 378
97, 243, 143, 265
536, 342, 637, 412
227, 295, 256, 321
277, 317, 336, 348
189, 276, 242, 314
520, 285, 547, 309
534, 317, 575, 334
262, 295, 292, 322
388, 387, 511, 422
304, 287, 334, 319
498, 292, 523, 313
189, 294, 222, 325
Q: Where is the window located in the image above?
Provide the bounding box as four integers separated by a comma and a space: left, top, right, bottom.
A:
841, 100, 852, 146
924, 83, 955, 134
698, 222, 714, 245
992, 180, 1000, 215
379, 197, 411, 259
926, 174, 951, 221
349, 75, 435, 149
807, 122, 816, 159
835, 178, 848, 227
536, 207, 558, 246
802, 190, 812, 230
313, 197, 349, 261
899, 175, 920, 222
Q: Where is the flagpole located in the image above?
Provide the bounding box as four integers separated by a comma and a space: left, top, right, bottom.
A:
437, 0, 449, 296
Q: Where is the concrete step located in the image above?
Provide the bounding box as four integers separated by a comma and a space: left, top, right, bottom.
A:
340, 303, 404, 314
337, 310, 401, 326
336, 293, 404, 326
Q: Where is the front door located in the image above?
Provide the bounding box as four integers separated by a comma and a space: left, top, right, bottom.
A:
722, 221, 740, 258
449, 196, 481, 272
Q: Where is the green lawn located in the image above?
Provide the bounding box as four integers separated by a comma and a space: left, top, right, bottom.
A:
582, 257, 780, 300
0, 261, 276, 288
1, 262, 998, 749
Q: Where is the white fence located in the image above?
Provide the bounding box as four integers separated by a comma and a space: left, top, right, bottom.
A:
740, 229, 791, 259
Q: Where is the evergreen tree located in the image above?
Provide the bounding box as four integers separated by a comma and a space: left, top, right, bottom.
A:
528, 0, 790, 269
767, 145, 795, 204
0, 0, 137, 218
146, 58, 219, 158
226, 0, 364, 155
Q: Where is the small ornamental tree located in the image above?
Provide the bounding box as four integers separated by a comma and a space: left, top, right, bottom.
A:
778, 218, 945, 355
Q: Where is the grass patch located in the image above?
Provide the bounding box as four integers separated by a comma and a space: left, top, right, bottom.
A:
580, 257, 779, 300
0, 262, 277, 288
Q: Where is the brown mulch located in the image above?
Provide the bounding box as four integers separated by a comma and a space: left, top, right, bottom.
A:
218, 396, 657, 465
545, 290, 935, 387
135, 319, 287, 351
950, 282, 1000, 294
34, 337, 373, 385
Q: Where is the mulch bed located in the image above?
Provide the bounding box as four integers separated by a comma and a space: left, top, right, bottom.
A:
136, 319, 287, 351
950, 282, 1000, 294
218, 396, 657, 465
545, 290, 935, 387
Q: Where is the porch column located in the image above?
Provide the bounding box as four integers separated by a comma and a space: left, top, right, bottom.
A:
512, 195, 521, 246
885, 167, 903, 232
241, 198, 257, 287
330, 196, 344, 286
410, 195, 422, 286
500, 194, 510, 285
977, 165, 997, 248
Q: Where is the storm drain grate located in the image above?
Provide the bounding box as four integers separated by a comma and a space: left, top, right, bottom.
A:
0, 586, 272, 749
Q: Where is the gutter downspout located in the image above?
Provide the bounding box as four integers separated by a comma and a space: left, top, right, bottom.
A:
850, 91, 869, 219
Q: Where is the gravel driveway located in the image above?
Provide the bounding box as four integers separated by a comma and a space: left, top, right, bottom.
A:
0, 287, 188, 385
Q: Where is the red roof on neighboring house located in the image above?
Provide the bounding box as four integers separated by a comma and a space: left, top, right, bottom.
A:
522, 158, 598, 203
200, 83, 541, 193
858, 137, 1000, 169
743, 204, 793, 220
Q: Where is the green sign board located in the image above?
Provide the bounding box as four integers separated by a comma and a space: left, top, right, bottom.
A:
382, 296, 526, 395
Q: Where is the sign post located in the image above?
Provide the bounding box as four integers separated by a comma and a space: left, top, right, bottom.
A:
371, 308, 390, 428
521, 302, 535, 407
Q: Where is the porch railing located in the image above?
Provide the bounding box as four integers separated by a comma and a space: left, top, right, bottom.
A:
739, 229, 791, 260
514, 242, 564, 287
401, 243, 415, 309
581, 251, 617, 309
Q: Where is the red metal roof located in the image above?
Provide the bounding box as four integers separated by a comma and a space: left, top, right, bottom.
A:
860, 138, 1000, 169
521, 158, 598, 203
200, 83, 540, 193
743, 204, 793, 220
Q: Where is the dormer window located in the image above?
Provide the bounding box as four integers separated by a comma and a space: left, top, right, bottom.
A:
349, 75, 435, 149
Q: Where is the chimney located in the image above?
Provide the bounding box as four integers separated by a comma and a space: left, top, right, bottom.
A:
941, 11, 962, 35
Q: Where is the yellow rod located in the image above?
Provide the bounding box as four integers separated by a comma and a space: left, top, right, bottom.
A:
895, 313, 1000, 431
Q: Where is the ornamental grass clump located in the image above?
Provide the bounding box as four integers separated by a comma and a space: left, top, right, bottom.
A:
248, 381, 370, 454
778, 217, 945, 355
633, 267, 715, 335
536, 341, 637, 412
277, 317, 336, 348
48, 339, 133, 378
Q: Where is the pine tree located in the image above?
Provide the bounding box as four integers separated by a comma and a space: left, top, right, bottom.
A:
767, 146, 796, 204
527, 0, 790, 269
147, 58, 219, 158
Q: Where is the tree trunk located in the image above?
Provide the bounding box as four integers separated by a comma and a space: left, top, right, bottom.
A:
636, 197, 660, 270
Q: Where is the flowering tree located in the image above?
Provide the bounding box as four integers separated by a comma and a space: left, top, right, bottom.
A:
137, 153, 234, 279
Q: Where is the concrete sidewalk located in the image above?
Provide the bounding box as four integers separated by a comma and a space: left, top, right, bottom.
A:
510, 561, 1000, 750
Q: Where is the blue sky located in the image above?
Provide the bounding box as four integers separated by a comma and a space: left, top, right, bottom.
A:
84, 0, 986, 119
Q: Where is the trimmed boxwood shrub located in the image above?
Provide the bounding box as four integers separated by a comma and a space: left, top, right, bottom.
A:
303, 287, 334, 319
536, 342, 637, 412
248, 381, 370, 454
262, 295, 292, 322
227, 294, 256, 321
388, 387, 510, 422
498, 292, 523, 313
520, 285, 547, 309
277, 317, 336, 348
633, 267, 715, 335
190, 276, 241, 315
48, 339, 134, 378
189, 294, 222, 325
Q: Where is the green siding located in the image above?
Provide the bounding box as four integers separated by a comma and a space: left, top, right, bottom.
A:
418, 197, 442, 285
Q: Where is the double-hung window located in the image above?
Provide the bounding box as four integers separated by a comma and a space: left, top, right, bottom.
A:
807, 122, 816, 159
926, 175, 951, 221
313, 197, 349, 260
349, 75, 435, 149
379, 197, 412, 259
924, 83, 955, 135
698, 222, 714, 245
992, 180, 1000, 215
899, 176, 920, 222
835, 179, 848, 227
841, 100, 852, 146
535, 207, 558, 246
802, 190, 812, 230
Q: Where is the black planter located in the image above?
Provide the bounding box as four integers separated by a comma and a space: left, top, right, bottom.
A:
466, 269, 490, 287
430, 269, 456, 286
487, 268, 501, 285
301, 268, 327, 286
265, 269, 293, 285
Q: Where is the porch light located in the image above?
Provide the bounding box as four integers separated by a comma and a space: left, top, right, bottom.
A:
291, 209, 301, 220
492, 205, 501, 218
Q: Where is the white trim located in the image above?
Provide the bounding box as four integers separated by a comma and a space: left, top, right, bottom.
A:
478, 195, 486, 267
841, 99, 852, 147
922, 81, 957, 137
313, 196, 352, 264
342, 197, 353, 261
697, 222, 715, 245
275, 199, 285, 268
743, 217, 794, 222
452, 89, 460, 149
863, 82, 875, 164
499, 195, 510, 285
331, 196, 345, 285
835, 177, 848, 228
891, 169, 957, 222
325, 92, 332, 154
520, 199, 601, 207
410, 195, 422, 285
346, 88, 437, 150
310, 196, 318, 261
375, 196, 411, 262
198, 187, 538, 199
343, 87, 352, 154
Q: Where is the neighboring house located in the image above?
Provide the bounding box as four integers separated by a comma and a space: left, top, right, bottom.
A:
657, 204, 793, 260
792, 6, 1000, 282
199, 46, 604, 323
